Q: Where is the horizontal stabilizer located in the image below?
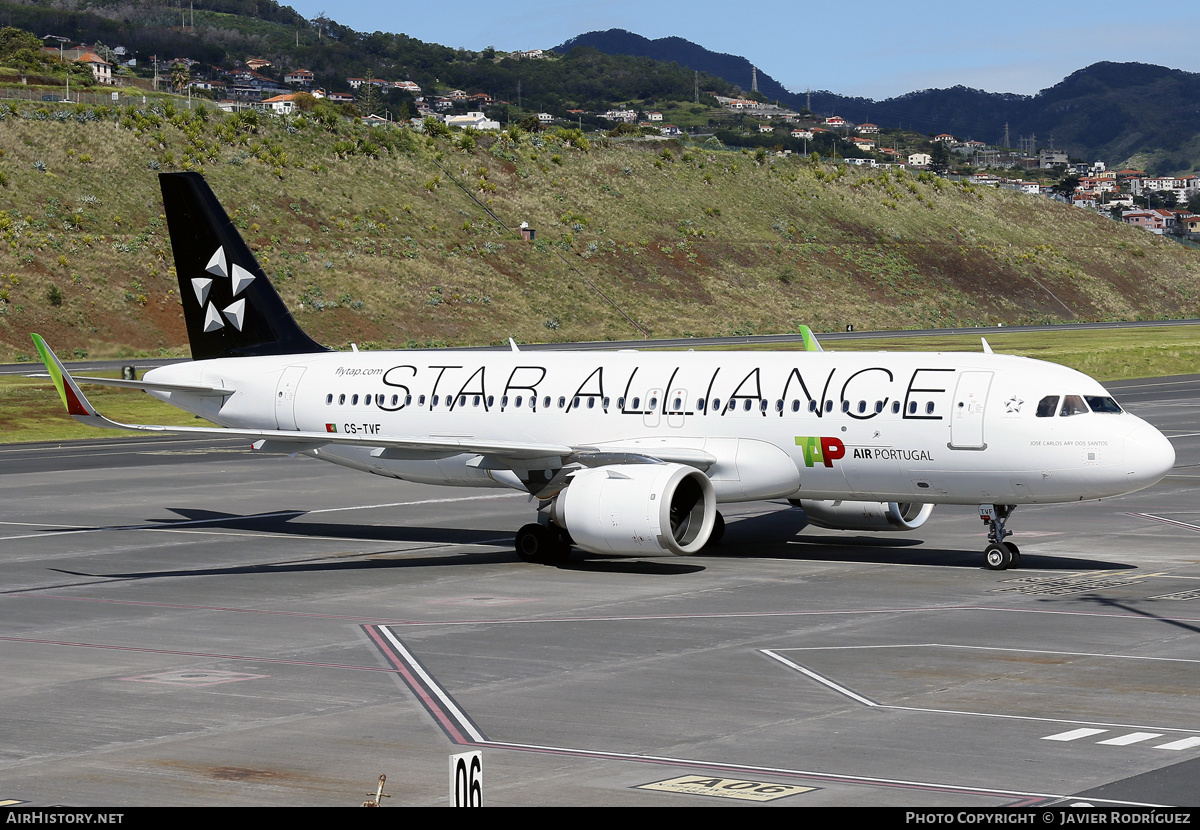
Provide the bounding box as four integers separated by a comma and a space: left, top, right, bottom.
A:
25, 373, 233, 397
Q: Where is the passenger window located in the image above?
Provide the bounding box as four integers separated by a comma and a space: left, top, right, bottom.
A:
743, 400, 753, 412
925, 402, 935, 415
338, 394, 345, 405
672, 397, 682, 410
543, 396, 551, 409
473, 396, 481, 407
696, 398, 706, 411
1036, 395, 1058, 417
326, 394, 333, 405
632, 397, 640, 410
857, 401, 867, 414
502, 396, 509, 408
841, 400, 850, 413
351, 394, 359, 405
892, 401, 900, 414
588, 397, 596, 409
558, 397, 566, 408
908, 401, 917, 415
791, 400, 800, 413
1060, 395, 1088, 417
809, 401, 818, 413
432, 394, 439, 407
573, 396, 581, 408
711, 398, 720, 411
650, 397, 659, 409
875, 401, 884, 414
825, 401, 833, 413
418, 395, 426, 406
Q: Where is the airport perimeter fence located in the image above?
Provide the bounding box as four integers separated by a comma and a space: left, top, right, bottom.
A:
0, 86, 171, 107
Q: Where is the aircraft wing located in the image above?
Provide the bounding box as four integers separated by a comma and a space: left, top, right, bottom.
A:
32, 335, 718, 469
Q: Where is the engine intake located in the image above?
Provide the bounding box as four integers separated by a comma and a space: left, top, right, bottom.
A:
790, 499, 933, 531
552, 463, 716, 555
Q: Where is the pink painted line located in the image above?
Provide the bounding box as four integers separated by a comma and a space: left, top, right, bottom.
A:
362, 625, 473, 744
0, 634, 399, 671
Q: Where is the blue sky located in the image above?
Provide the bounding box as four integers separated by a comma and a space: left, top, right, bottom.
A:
283, 0, 1200, 100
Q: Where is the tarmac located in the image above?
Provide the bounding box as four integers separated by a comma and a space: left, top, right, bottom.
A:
2, 374, 1199, 807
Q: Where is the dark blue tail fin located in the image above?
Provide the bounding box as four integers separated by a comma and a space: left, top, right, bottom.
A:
159, 172, 328, 360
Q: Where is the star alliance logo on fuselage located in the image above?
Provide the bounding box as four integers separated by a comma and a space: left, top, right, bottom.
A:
192, 246, 254, 333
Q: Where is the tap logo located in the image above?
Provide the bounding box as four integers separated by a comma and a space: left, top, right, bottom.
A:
191, 246, 254, 333
795, 436, 846, 467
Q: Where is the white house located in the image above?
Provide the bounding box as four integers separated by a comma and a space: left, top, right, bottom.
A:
907, 152, 932, 167
445, 111, 501, 130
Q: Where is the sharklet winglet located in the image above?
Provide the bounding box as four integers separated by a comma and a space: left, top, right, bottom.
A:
31, 334, 101, 419
799, 325, 824, 353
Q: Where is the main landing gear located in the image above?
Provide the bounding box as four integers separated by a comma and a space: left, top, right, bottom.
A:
980, 504, 1020, 570
515, 521, 572, 564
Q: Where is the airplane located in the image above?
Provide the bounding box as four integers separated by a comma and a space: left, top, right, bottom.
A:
33, 172, 1176, 571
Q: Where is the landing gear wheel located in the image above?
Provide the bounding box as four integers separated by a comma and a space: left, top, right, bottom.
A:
516, 523, 550, 563
707, 511, 725, 546
984, 542, 1012, 571
1003, 541, 1021, 569
515, 523, 571, 564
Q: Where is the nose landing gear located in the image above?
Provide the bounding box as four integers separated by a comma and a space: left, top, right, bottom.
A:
980, 504, 1020, 570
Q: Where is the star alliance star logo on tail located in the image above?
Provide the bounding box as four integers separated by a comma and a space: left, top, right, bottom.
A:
191, 246, 254, 333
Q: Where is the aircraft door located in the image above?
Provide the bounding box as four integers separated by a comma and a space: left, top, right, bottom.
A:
643, 388, 662, 428
949, 370, 993, 450
275, 365, 306, 430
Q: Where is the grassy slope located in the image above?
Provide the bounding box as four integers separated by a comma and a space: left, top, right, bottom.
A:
0, 101, 1198, 363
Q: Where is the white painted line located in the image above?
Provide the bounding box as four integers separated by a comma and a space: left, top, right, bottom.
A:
759, 650, 878, 706
1155, 737, 1200, 751
1044, 728, 1108, 742
378, 625, 485, 743
1097, 732, 1163, 746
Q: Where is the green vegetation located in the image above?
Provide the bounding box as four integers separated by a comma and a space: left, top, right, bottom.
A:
0, 372, 208, 443
710, 325, 1200, 382
0, 97, 1197, 363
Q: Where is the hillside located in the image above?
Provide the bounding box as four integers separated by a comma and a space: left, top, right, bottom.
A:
0, 100, 1197, 361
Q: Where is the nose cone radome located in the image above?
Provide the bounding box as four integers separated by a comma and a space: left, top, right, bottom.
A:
1123, 421, 1175, 494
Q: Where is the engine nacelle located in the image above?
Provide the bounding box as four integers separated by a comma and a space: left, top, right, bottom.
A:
552, 463, 716, 556
790, 499, 933, 532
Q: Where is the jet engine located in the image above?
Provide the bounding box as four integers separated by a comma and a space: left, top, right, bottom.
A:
789, 499, 933, 531
552, 463, 716, 555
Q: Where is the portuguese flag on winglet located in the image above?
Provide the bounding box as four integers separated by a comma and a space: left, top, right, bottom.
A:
325, 424, 337, 433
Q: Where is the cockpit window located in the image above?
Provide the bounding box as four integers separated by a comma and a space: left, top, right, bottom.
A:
1060, 395, 1089, 417
1084, 395, 1122, 413
1036, 395, 1059, 417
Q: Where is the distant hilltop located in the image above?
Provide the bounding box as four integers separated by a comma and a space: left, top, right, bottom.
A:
555, 29, 1200, 174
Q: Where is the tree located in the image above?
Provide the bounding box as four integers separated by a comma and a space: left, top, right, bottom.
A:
1051, 174, 1080, 200
930, 142, 951, 174
169, 62, 191, 93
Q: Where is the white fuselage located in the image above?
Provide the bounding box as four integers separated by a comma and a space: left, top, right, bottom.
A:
143, 348, 1175, 505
